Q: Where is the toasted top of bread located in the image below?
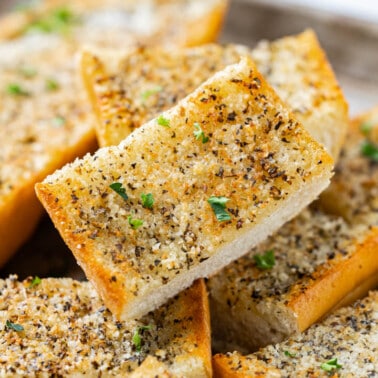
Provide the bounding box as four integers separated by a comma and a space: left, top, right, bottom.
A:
319, 105, 378, 225
82, 30, 348, 153
0, 276, 211, 377
251, 29, 348, 160
81, 44, 249, 146
207, 207, 378, 352
36, 57, 333, 320
0, 0, 228, 48
213, 291, 378, 378
0, 0, 227, 266
0, 33, 97, 266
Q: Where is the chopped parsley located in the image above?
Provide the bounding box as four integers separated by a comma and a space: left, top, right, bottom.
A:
193, 123, 209, 143
109, 182, 128, 201
24, 7, 78, 35
254, 250, 275, 270
207, 196, 231, 222
360, 121, 373, 136
29, 276, 41, 288
320, 358, 342, 372
141, 86, 162, 102
6, 83, 30, 96
132, 325, 152, 352
19, 66, 37, 78
361, 140, 378, 161
141, 193, 154, 209
156, 115, 170, 128
128, 215, 143, 230
46, 78, 60, 91
284, 350, 296, 358
5, 320, 24, 332
52, 116, 66, 127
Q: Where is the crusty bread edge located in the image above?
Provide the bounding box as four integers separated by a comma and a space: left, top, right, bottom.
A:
288, 226, 378, 331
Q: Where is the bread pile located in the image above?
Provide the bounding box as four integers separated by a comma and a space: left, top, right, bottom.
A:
0, 1, 377, 377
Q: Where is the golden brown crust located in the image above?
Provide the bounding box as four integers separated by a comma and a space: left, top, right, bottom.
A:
213, 353, 281, 378
289, 226, 378, 331
36, 57, 333, 320
212, 292, 378, 378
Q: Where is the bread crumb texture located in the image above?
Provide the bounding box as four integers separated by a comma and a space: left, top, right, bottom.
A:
84, 30, 347, 154
213, 291, 378, 377
37, 57, 332, 319
320, 105, 378, 224
0, 276, 210, 377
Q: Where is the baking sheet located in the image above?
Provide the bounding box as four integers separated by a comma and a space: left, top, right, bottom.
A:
0, 0, 377, 279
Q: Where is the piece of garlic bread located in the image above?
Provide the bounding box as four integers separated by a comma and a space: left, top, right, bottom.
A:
207, 207, 378, 353
0, 0, 228, 267
0, 276, 211, 377
319, 105, 378, 225
213, 291, 377, 378
82, 30, 347, 157
36, 57, 333, 320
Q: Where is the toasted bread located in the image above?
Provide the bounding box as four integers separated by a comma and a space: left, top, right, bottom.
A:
0, 0, 228, 47
82, 30, 348, 153
251, 29, 348, 160
0, 35, 97, 267
207, 207, 378, 353
0, 0, 228, 267
0, 276, 211, 377
213, 291, 378, 378
36, 57, 333, 320
319, 105, 378, 224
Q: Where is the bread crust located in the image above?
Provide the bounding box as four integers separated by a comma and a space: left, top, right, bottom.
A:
36, 57, 333, 320
212, 291, 378, 378
289, 226, 378, 331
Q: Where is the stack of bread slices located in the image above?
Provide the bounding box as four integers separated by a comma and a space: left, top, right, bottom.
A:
0, 1, 377, 377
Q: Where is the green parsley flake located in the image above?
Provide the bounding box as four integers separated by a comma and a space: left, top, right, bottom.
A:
254, 250, 275, 270
156, 115, 170, 128
320, 358, 342, 372
5, 320, 24, 332
361, 140, 378, 161
29, 276, 41, 288
360, 121, 373, 136
53, 116, 66, 127
284, 350, 296, 358
109, 182, 128, 201
132, 325, 152, 352
193, 123, 209, 143
141, 86, 162, 102
6, 83, 30, 96
141, 193, 154, 209
46, 78, 60, 91
19, 66, 37, 78
24, 7, 78, 35
207, 196, 231, 222
128, 215, 144, 230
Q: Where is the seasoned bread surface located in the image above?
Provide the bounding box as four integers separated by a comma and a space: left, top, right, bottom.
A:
208, 207, 378, 353
0, 34, 97, 267
213, 291, 378, 378
252, 29, 348, 160
0, 0, 227, 267
0, 276, 211, 377
0, 0, 228, 48
319, 105, 378, 224
36, 57, 333, 320
83, 30, 348, 152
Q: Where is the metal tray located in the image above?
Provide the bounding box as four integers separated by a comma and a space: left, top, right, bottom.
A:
1, 0, 377, 279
